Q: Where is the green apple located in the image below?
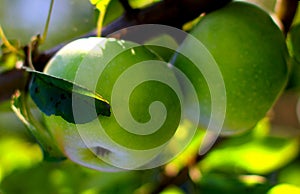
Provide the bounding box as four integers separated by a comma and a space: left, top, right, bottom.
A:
42, 37, 181, 171
172, 1, 289, 133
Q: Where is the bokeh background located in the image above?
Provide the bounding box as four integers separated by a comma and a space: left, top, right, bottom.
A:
1, 0, 300, 193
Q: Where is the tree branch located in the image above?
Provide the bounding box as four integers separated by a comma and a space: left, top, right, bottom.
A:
0, 0, 232, 102
0, 69, 26, 102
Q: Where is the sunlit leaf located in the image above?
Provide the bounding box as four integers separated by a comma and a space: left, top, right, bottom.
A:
0, 52, 18, 73
199, 119, 299, 174
90, 0, 112, 36
0, 137, 43, 182
160, 186, 185, 194
0, 26, 23, 73
90, 0, 100, 5
0, 39, 23, 73
25, 68, 110, 124
90, 0, 111, 12
267, 184, 300, 194
129, 0, 161, 8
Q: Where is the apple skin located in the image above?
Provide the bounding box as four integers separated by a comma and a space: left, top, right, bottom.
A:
42, 37, 181, 171
172, 1, 290, 133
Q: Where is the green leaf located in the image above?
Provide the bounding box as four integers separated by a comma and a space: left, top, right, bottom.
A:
90, 0, 100, 5
90, 0, 112, 36
90, 0, 111, 11
267, 184, 300, 194
199, 119, 299, 174
0, 52, 18, 73
11, 91, 66, 161
102, 0, 123, 26
129, 0, 161, 9
0, 40, 22, 73
0, 137, 43, 176
25, 68, 110, 124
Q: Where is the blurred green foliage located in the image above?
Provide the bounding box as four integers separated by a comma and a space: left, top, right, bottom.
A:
1, 102, 300, 193
200, 119, 299, 175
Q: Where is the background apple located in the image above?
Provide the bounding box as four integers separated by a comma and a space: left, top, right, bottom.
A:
172, 1, 289, 133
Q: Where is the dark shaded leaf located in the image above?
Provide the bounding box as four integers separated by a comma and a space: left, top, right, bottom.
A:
25, 68, 110, 124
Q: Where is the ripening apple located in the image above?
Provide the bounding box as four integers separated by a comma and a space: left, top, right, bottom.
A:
172, 1, 290, 133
